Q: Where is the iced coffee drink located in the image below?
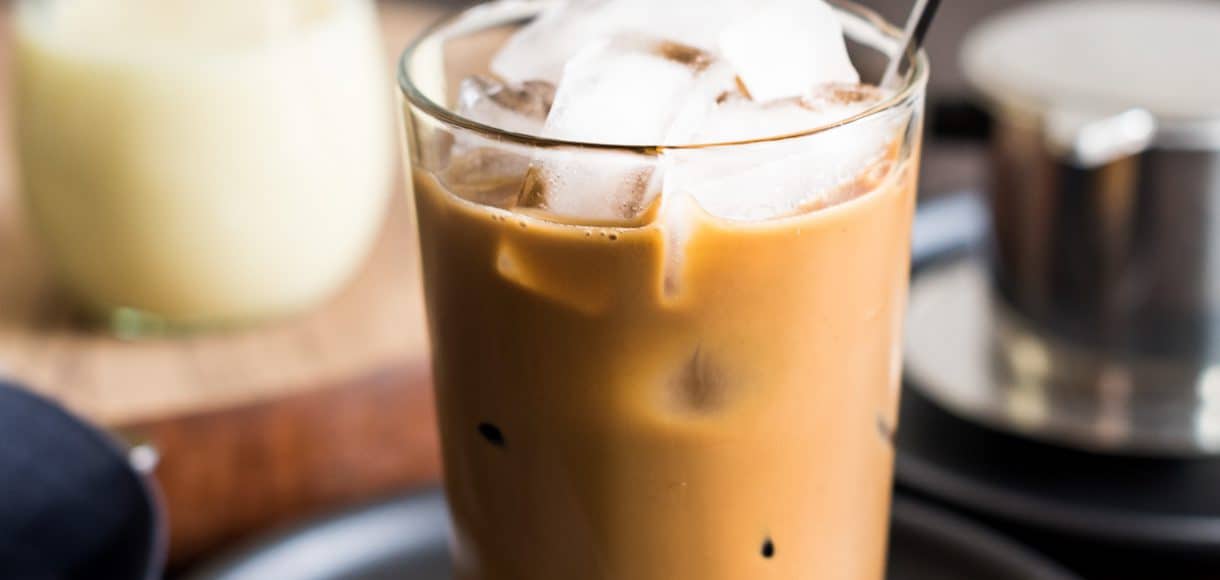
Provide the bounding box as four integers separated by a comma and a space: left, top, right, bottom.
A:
399, 1, 926, 578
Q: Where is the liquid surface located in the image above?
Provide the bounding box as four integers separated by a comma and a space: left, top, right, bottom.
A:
15, 0, 392, 324
413, 155, 918, 579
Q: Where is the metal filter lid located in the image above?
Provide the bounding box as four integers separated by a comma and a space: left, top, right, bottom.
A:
962, 0, 1220, 151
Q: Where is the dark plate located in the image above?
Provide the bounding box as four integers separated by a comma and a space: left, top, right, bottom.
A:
897, 384, 1220, 553
190, 488, 1077, 580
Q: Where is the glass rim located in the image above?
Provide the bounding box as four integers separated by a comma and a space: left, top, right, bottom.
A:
397, 0, 929, 153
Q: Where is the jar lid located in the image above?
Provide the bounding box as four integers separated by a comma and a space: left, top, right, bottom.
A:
962, 0, 1220, 150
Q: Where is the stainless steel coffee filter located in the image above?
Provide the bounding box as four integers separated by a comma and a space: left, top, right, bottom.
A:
926, 0, 1220, 454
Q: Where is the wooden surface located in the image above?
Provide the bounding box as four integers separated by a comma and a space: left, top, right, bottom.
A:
0, 2, 447, 567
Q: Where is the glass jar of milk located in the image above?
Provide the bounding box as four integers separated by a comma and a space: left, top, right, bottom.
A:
13, 0, 393, 334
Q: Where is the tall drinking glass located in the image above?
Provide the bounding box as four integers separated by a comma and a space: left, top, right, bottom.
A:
399, 3, 927, 578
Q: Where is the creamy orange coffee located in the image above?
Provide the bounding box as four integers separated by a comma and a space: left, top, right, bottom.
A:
400, 1, 926, 578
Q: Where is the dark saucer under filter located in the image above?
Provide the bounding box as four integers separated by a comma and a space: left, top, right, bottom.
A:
898, 197, 1220, 558
897, 378, 1220, 548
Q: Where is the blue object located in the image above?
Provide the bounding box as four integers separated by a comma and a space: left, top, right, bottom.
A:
0, 380, 165, 579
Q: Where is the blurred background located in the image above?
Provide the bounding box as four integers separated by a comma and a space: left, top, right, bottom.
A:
1, 0, 1218, 579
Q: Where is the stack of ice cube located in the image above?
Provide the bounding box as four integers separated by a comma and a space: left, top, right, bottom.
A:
454, 0, 898, 222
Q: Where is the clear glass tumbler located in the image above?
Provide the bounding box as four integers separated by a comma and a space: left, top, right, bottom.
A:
13, 0, 393, 335
399, 3, 927, 578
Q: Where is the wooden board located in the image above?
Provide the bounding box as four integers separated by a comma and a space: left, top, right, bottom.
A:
0, 2, 447, 567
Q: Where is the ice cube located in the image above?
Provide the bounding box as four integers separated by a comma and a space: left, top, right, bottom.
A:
491, 0, 756, 85
617, 0, 759, 52
495, 236, 614, 315
456, 75, 555, 136
491, 0, 610, 85
544, 34, 731, 145
664, 347, 730, 414
719, 0, 860, 102
518, 151, 659, 220
664, 85, 895, 221
688, 84, 885, 144
518, 34, 736, 220
444, 77, 553, 206
441, 146, 531, 208
659, 192, 697, 299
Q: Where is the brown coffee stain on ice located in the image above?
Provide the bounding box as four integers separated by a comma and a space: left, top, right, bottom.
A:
464, 75, 555, 118
655, 39, 714, 71
441, 147, 529, 208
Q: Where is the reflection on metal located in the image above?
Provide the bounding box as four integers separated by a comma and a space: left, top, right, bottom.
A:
1197, 367, 1220, 453
1004, 375, 1047, 432
906, 256, 1220, 456
1094, 364, 1132, 446
1043, 108, 1157, 169
128, 443, 161, 476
